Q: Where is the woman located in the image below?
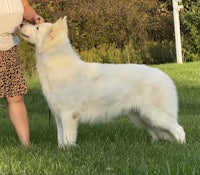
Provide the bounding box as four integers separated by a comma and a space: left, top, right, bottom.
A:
0, 0, 44, 145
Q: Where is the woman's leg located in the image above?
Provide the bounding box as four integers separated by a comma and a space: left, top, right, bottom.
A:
6, 95, 30, 145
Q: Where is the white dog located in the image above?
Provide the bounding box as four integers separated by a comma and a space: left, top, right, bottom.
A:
19, 17, 185, 147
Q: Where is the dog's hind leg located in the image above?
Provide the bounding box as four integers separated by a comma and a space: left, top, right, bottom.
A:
140, 106, 185, 143
60, 111, 80, 147
148, 127, 178, 142
129, 113, 159, 141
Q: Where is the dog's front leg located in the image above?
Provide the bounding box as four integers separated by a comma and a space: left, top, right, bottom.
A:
54, 115, 64, 147
60, 111, 80, 147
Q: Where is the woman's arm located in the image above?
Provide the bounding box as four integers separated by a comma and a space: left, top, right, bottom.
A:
22, 0, 44, 24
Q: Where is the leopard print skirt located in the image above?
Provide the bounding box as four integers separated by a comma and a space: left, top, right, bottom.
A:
0, 46, 27, 98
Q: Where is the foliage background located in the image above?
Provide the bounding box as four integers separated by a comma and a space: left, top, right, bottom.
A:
181, 0, 200, 61
19, 0, 199, 75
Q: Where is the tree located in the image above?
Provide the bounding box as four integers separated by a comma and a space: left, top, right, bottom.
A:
181, 0, 200, 61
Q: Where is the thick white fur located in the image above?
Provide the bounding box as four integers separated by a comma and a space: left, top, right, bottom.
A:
20, 17, 185, 147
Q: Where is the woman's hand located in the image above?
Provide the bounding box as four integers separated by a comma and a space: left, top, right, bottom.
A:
33, 14, 45, 24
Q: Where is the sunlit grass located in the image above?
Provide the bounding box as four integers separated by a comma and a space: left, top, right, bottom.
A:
0, 62, 199, 175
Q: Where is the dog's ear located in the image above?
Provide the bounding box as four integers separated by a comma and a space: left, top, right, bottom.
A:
50, 16, 68, 39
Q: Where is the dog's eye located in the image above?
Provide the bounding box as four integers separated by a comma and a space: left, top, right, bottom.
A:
36, 26, 39, 30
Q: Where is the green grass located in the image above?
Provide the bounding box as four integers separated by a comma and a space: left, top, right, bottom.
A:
0, 62, 199, 175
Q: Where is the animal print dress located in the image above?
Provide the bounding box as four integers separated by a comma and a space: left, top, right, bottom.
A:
0, 0, 27, 98
0, 46, 27, 98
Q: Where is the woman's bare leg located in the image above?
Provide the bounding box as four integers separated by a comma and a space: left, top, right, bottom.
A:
6, 95, 30, 145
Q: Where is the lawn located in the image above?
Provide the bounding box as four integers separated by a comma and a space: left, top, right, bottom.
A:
0, 62, 199, 175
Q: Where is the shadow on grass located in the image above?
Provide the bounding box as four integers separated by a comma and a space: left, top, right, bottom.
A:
177, 82, 200, 116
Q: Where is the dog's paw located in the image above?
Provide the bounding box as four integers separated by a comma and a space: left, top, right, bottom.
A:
171, 125, 186, 144
176, 126, 186, 144
58, 143, 77, 149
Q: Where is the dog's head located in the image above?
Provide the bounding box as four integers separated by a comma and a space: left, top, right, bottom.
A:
19, 17, 68, 53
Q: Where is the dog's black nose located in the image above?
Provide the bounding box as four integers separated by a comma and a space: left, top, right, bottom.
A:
19, 23, 23, 28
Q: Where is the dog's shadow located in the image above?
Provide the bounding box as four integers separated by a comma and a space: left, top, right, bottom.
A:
77, 118, 150, 146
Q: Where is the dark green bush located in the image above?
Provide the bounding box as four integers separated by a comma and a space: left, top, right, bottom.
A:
29, 0, 174, 51
181, 0, 200, 62
140, 41, 176, 64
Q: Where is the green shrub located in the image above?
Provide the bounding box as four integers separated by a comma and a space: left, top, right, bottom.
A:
80, 43, 143, 64
139, 41, 176, 64
29, 0, 174, 51
80, 42, 175, 65
181, 0, 200, 61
